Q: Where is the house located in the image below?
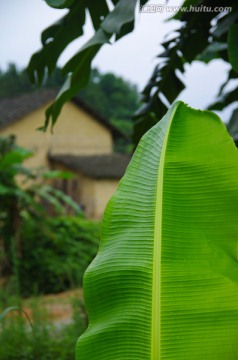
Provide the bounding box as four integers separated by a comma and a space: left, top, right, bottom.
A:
0, 90, 131, 218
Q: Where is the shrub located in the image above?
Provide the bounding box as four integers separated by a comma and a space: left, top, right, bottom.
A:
0, 294, 87, 360
17, 215, 100, 296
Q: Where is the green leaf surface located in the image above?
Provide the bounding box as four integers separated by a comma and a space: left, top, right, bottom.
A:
161, 72, 185, 103
46, 0, 136, 127
228, 24, 238, 73
208, 87, 238, 111
63, 29, 111, 74
172, 0, 198, 20
0, 149, 32, 169
77, 101, 238, 359
45, 0, 75, 9
43, 28, 111, 129
227, 108, 238, 143
28, 0, 138, 130
213, 12, 238, 39
27, 2, 86, 84
87, 0, 109, 30
218, 69, 238, 96
135, 2, 231, 146
42, 170, 74, 180
101, 0, 137, 40
140, 0, 148, 6
197, 42, 227, 63
0, 184, 10, 195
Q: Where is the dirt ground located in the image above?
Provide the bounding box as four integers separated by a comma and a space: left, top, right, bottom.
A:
22, 288, 84, 327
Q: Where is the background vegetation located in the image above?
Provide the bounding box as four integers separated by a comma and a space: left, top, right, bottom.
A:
0, 292, 88, 360
27, 0, 238, 146
0, 135, 99, 297
0, 39, 139, 360
0, 136, 99, 359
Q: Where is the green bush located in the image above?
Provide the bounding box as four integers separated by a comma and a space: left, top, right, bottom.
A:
0, 134, 87, 297
0, 295, 87, 360
17, 216, 100, 296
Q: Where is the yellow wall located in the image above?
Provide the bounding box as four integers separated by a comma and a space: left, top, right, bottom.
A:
0, 105, 51, 170
79, 176, 118, 219
0, 101, 113, 170
51, 166, 119, 219
76, 173, 118, 218
93, 179, 118, 218
77, 174, 96, 218
50, 102, 113, 156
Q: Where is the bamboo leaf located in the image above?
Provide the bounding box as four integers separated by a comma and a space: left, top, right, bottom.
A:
77, 101, 238, 359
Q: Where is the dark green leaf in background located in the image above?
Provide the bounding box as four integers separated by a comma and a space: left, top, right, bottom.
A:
45, 0, 76, 9
228, 24, 238, 73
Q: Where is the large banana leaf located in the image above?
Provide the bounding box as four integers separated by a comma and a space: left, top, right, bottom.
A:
76, 101, 238, 359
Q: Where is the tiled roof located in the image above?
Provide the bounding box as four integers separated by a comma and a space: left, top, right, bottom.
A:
0, 89, 57, 130
0, 89, 125, 139
49, 153, 131, 179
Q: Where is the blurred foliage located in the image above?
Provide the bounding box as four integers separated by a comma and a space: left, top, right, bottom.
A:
28, 0, 238, 146
0, 293, 87, 360
0, 135, 100, 297
0, 63, 64, 99
27, 0, 140, 129
79, 69, 139, 125
18, 215, 99, 296
134, 1, 238, 145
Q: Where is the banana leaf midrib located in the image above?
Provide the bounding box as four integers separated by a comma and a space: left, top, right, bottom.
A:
151, 101, 180, 359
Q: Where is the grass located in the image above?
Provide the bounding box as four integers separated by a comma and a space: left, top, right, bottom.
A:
0, 289, 87, 360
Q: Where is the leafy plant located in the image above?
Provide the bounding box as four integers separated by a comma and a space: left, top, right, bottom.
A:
27, 0, 142, 131
0, 63, 64, 99
76, 102, 238, 359
27, 1, 238, 146
134, 1, 238, 145
0, 135, 83, 292
18, 215, 100, 296
0, 293, 87, 360
0, 306, 34, 331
